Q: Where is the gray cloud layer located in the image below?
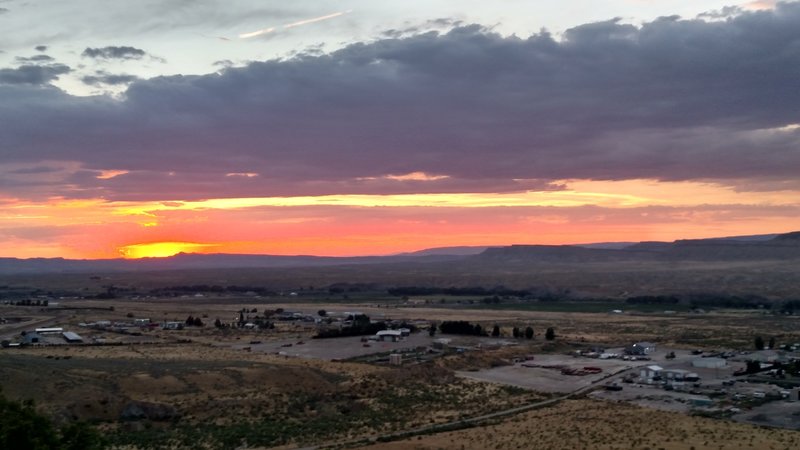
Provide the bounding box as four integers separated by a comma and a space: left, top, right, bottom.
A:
2, 4, 800, 201
0, 63, 70, 85
81, 71, 139, 86
81, 46, 146, 60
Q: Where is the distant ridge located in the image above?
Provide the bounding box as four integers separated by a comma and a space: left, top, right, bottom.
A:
397, 246, 492, 256
774, 231, 800, 241
478, 231, 800, 263
0, 231, 798, 274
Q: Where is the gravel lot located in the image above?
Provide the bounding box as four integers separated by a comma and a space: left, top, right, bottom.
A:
234, 332, 437, 360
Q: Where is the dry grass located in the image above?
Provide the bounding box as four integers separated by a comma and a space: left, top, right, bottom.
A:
358, 399, 800, 450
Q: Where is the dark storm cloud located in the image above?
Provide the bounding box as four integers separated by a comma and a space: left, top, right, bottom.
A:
2, 3, 800, 201
35, 45, 48, 52
81, 46, 146, 60
81, 71, 139, 86
0, 63, 70, 85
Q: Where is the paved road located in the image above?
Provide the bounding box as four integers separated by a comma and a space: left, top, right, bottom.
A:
294, 365, 638, 450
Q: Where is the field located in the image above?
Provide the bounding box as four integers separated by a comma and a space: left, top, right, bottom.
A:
358, 399, 800, 450
3, 283, 800, 449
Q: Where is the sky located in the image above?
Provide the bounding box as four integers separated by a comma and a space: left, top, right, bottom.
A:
1, 0, 799, 259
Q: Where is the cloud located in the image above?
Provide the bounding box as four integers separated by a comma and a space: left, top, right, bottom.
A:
81, 71, 139, 86
1, 4, 800, 201
0, 63, 70, 85
0, 8, 9, 15
15, 54, 55, 63
35, 45, 48, 52
81, 46, 146, 60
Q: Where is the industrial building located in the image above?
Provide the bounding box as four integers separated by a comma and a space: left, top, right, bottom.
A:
62, 331, 84, 343
692, 357, 727, 369
376, 330, 403, 342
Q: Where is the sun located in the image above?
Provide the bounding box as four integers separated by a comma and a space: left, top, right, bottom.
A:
118, 242, 218, 259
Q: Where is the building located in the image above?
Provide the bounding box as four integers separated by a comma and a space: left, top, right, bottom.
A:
627, 342, 657, 355
389, 354, 403, 365
661, 368, 691, 381
640, 364, 663, 382
62, 331, 83, 343
163, 321, 184, 330
747, 350, 786, 364
692, 357, 727, 369
22, 332, 41, 345
689, 396, 713, 407
35, 327, 63, 334
432, 338, 451, 350
660, 369, 699, 388
376, 330, 403, 342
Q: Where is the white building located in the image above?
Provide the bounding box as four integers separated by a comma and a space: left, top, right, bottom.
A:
376, 330, 403, 342
692, 357, 727, 369
640, 364, 663, 382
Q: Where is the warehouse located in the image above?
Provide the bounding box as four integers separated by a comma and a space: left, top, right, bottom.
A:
62, 331, 84, 343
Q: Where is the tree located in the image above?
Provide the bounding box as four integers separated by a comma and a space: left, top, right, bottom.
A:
512, 327, 520, 338
318, 309, 327, 317
192, 317, 203, 327
185, 315, 194, 326
768, 337, 776, 349
0, 389, 105, 450
428, 323, 437, 337
474, 324, 483, 336
754, 335, 765, 350
545, 327, 556, 341
59, 421, 106, 450
492, 324, 501, 337
525, 326, 534, 339
214, 318, 223, 328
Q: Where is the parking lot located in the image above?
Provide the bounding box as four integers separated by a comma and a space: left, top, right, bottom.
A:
457, 352, 639, 393
232, 332, 436, 360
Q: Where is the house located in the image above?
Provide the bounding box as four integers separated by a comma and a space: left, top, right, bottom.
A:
134, 318, 151, 326
626, 342, 657, 355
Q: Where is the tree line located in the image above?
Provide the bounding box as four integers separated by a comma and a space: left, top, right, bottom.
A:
388, 286, 532, 297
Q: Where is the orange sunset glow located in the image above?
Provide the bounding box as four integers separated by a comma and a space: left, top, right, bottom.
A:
117, 242, 220, 259
1, 178, 798, 259
2, 2, 799, 260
